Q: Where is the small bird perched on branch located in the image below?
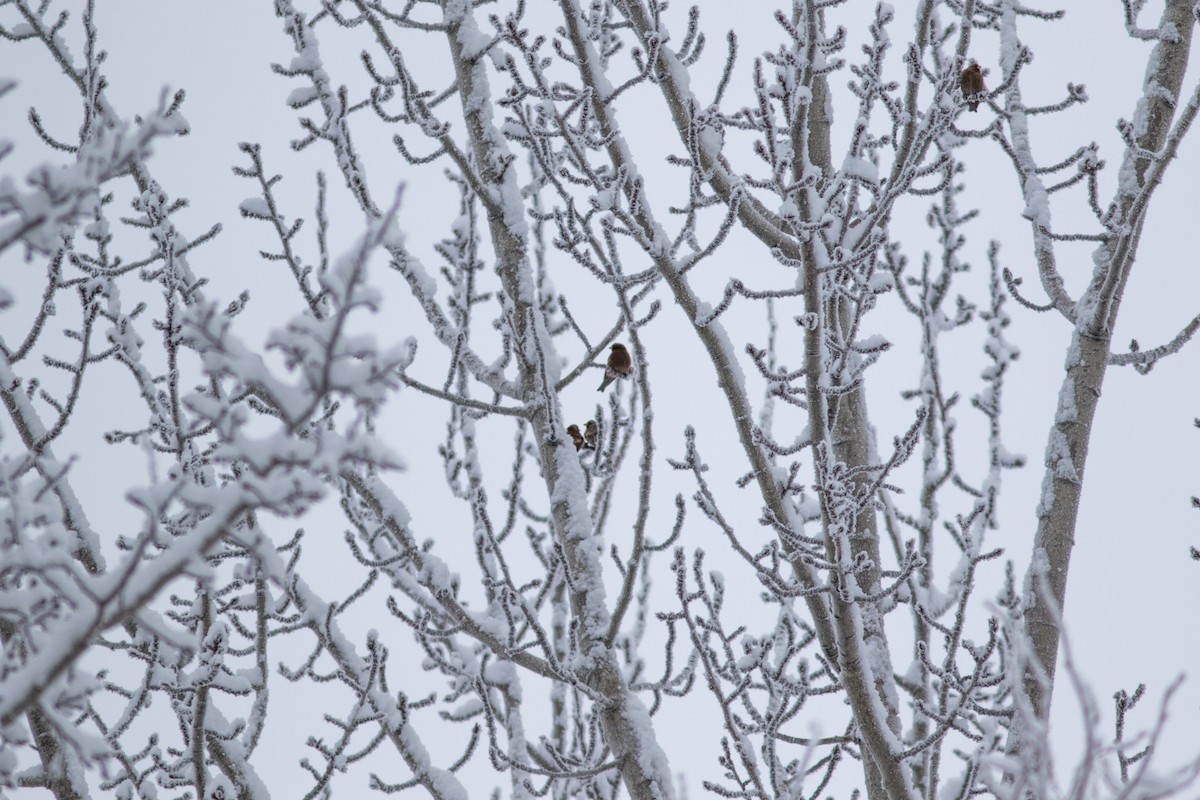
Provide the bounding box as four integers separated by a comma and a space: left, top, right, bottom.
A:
567, 424, 586, 451
598, 343, 632, 391
961, 62, 986, 112
583, 420, 598, 450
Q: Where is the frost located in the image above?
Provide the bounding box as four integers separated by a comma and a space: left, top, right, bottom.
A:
0, 109, 180, 254
3, 3, 1188, 798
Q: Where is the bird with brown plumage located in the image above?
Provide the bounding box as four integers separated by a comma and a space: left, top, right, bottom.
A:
961, 62, 986, 112
567, 424, 586, 451
598, 343, 632, 391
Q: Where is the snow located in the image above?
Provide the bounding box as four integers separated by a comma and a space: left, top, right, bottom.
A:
6, 2, 1195, 797
1053, 377, 1077, 425
855, 333, 889, 352
1044, 428, 1078, 483
1035, 467, 1056, 520
698, 123, 724, 159
622, 694, 677, 800
449, 698, 485, 719
868, 271, 894, 292
663, 46, 692, 98
549, 438, 613, 650
238, 196, 275, 220
593, 185, 618, 211
451, 1, 491, 61
691, 301, 747, 392
842, 156, 879, 184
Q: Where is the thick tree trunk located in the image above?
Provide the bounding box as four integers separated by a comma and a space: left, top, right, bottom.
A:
1010, 0, 1194, 761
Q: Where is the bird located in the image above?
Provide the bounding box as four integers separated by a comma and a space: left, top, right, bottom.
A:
583, 420, 598, 450
961, 62, 986, 112
567, 424, 586, 451
597, 343, 632, 391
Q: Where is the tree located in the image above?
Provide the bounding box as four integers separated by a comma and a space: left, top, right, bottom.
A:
1, 1, 1198, 799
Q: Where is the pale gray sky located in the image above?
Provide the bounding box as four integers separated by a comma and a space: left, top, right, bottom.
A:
1, 2, 1197, 797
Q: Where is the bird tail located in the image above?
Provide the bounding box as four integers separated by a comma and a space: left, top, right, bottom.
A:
598, 372, 613, 392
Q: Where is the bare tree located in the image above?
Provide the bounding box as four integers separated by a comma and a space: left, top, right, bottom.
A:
1, 1, 1198, 799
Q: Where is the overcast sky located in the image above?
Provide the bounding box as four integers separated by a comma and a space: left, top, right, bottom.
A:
2, 1, 1198, 797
